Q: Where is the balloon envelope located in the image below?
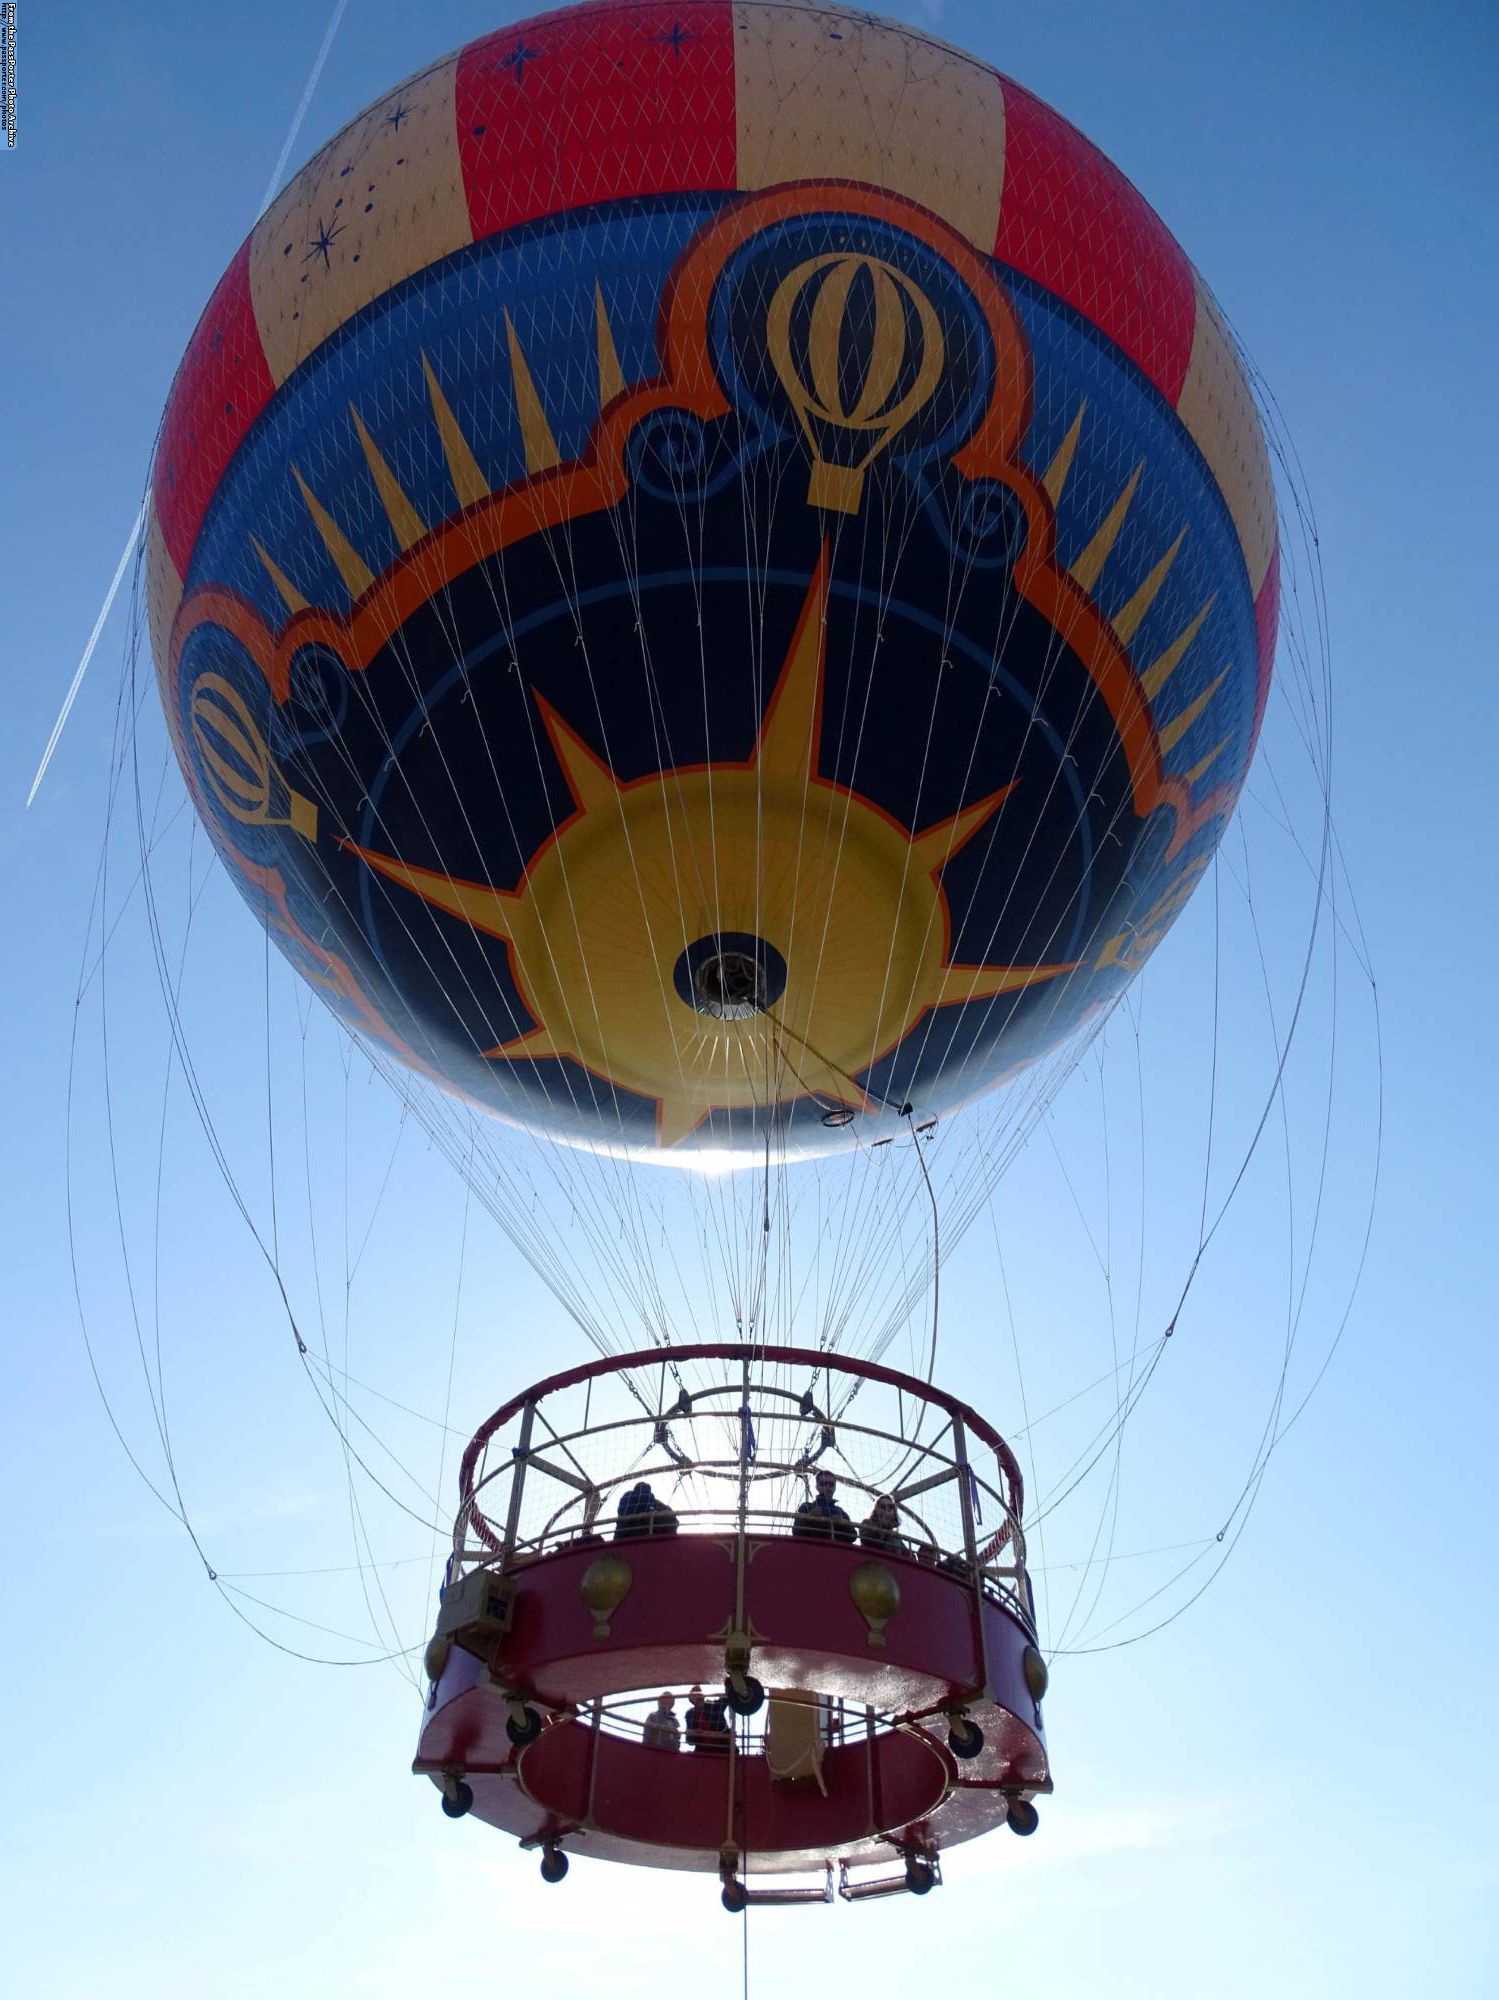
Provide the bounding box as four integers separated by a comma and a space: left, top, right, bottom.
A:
150, 1, 1277, 1159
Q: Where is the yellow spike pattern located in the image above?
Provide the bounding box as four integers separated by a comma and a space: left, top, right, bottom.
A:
505, 312, 561, 474
1184, 739, 1229, 785
1140, 597, 1215, 700
256, 313, 628, 624
1158, 671, 1227, 755
912, 784, 1017, 875
752, 564, 826, 783
1112, 529, 1186, 645
595, 286, 626, 409
934, 959, 1076, 1008
292, 468, 374, 600
422, 354, 490, 510
1070, 464, 1142, 593
1041, 401, 1087, 507
534, 694, 627, 817
350, 406, 427, 552
350, 845, 516, 941
252, 537, 310, 615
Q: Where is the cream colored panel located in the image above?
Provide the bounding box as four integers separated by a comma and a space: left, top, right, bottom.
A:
249, 57, 471, 385
145, 500, 184, 683
734, 3, 1005, 252
1175, 277, 1277, 595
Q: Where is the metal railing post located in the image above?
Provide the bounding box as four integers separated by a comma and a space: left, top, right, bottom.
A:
951, 1412, 994, 1700
738, 1352, 752, 1534
501, 1399, 537, 1562
732, 1356, 752, 1647
952, 1413, 978, 1566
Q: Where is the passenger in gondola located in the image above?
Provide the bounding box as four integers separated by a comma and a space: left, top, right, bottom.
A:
792, 1469, 857, 1544
613, 1480, 679, 1541
685, 1684, 732, 1754
859, 1493, 903, 1554
641, 1691, 681, 1752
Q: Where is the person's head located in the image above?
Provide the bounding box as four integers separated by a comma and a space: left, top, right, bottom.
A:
656, 1691, 675, 1711
815, 1470, 837, 1500
634, 1481, 653, 1500
688, 1684, 704, 1705
918, 1542, 938, 1566
874, 1494, 897, 1524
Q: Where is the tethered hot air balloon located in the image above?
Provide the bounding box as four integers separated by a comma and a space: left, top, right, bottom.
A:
148, 0, 1278, 1901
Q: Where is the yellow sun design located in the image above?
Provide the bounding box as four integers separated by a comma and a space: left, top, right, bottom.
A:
345, 547, 1077, 1149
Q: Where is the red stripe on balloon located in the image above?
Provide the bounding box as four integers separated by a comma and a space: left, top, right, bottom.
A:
153, 240, 276, 577
995, 81, 1196, 404
456, 1, 737, 243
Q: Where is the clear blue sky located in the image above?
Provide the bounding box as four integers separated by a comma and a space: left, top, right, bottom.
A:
3, 3, 1497, 1995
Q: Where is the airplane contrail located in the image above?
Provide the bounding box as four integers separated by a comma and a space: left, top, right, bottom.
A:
257, 0, 351, 223
25, 0, 351, 809
25, 499, 148, 810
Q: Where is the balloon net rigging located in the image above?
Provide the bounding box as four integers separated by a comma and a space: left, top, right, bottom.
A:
64, 7, 1379, 1682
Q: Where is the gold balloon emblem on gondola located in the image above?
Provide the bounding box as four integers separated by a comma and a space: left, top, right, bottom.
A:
767, 253, 945, 515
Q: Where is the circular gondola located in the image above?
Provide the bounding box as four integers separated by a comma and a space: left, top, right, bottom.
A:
417, 1347, 1049, 1904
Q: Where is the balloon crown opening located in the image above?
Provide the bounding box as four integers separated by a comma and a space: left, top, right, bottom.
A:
673, 933, 788, 1021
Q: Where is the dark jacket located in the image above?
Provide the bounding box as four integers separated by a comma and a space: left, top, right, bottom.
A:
859, 1517, 903, 1554
792, 1494, 856, 1544
686, 1696, 731, 1752
613, 1484, 679, 1541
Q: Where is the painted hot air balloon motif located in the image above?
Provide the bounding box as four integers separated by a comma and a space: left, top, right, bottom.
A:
148, 1, 1278, 1158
